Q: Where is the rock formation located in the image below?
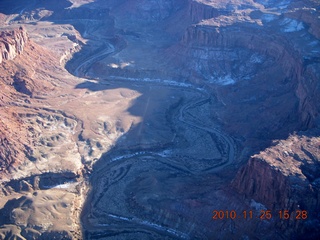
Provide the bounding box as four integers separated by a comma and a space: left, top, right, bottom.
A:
0, 27, 29, 64
0, 0, 319, 239
188, 0, 221, 22
168, 1, 320, 238
232, 130, 320, 238
0, 28, 30, 176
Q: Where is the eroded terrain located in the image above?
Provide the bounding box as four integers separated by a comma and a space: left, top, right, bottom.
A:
0, 0, 320, 239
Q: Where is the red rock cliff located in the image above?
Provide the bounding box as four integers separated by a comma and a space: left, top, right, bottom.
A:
175, 19, 319, 135
0, 27, 59, 179
0, 27, 29, 64
172, 5, 320, 237
232, 131, 320, 237
181, 24, 303, 81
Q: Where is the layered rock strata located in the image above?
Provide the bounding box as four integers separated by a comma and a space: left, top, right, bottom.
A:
188, 0, 220, 22
0, 27, 28, 64
172, 2, 320, 238
232, 130, 320, 238
0, 0, 319, 239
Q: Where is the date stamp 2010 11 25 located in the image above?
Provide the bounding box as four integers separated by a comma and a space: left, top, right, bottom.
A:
212, 210, 308, 220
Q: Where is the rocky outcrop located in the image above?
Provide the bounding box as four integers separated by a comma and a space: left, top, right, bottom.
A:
285, 2, 320, 39
174, 5, 320, 237
188, 0, 221, 22
180, 23, 302, 80
232, 131, 320, 238
0, 27, 29, 64
109, 0, 186, 22
232, 132, 320, 211
296, 64, 320, 130
173, 12, 320, 135
133, 0, 176, 21
232, 157, 290, 210
0, 128, 20, 173
0, 26, 74, 179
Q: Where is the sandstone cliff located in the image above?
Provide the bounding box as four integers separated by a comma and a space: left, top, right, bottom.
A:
0, 27, 28, 64
168, 0, 320, 143
232, 130, 320, 238
0, 27, 69, 180
0, 28, 30, 176
0, 0, 319, 239
170, 2, 320, 238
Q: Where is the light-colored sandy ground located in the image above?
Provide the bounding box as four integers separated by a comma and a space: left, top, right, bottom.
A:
1, 0, 319, 239
0, 7, 224, 238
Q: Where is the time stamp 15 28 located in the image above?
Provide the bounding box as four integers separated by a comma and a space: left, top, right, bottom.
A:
212, 210, 308, 220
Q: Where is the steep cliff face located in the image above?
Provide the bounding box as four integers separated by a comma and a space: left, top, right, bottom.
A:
180, 24, 302, 79
296, 64, 320, 130
0, 27, 67, 179
286, 1, 320, 39
102, 0, 186, 22
232, 158, 291, 210
238, 133, 320, 207
0, 0, 319, 239
0, 112, 26, 174
186, 0, 263, 23
0, 27, 29, 64
232, 130, 320, 238
0, 28, 30, 175
169, 0, 320, 143
169, 24, 300, 144
172, 3, 320, 237
187, 0, 220, 22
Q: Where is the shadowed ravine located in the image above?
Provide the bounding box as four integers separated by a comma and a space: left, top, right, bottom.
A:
77, 69, 237, 239
69, 11, 237, 238
1, 0, 320, 239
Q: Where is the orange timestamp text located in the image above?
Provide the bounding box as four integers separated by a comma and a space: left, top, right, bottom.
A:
212, 210, 308, 220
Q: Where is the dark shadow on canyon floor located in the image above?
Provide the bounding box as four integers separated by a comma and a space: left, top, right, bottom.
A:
2, 0, 320, 239
74, 78, 318, 239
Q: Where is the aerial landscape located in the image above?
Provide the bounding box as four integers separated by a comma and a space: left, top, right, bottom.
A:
0, 0, 319, 239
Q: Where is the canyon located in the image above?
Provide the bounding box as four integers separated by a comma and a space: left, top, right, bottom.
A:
0, 0, 319, 239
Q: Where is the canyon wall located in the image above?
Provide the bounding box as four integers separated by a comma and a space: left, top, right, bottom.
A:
187, 0, 221, 22
0, 119, 25, 174
0, 27, 28, 64
172, 2, 320, 238
0, 0, 319, 239
232, 148, 320, 212
180, 24, 303, 80
0, 28, 29, 175
170, 24, 300, 144
232, 157, 290, 209
232, 130, 320, 238
169, 0, 320, 142
0, 26, 77, 180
